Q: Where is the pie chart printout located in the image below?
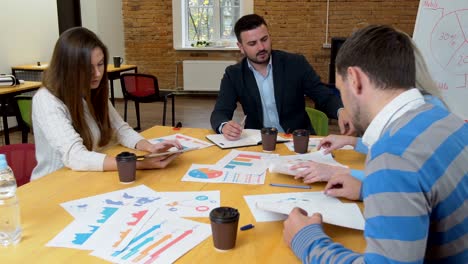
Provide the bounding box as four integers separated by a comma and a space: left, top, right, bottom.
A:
188, 168, 223, 179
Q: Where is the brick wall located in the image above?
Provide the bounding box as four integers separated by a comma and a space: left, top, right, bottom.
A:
122, 0, 420, 90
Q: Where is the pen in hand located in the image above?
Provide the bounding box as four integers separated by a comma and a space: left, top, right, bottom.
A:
240, 115, 247, 128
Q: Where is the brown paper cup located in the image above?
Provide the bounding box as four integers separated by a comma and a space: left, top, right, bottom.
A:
116, 152, 136, 184
261, 127, 278, 152
293, 129, 310, 154
209, 207, 240, 251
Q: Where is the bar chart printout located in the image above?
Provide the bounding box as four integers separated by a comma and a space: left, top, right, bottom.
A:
213, 150, 277, 174
91, 215, 211, 264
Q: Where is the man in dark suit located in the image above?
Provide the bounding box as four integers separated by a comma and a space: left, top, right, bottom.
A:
210, 14, 353, 140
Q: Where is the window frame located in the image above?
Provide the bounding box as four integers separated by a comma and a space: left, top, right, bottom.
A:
172, 0, 253, 50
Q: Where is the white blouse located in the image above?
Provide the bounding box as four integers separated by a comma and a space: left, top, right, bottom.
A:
31, 88, 144, 180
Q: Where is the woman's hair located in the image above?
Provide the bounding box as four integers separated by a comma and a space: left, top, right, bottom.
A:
412, 40, 442, 98
43, 27, 112, 150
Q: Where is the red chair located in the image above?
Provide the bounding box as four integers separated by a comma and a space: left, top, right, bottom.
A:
0, 144, 36, 187
120, 73, 175, 130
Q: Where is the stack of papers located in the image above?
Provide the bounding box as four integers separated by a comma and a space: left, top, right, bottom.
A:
47, 185, 217, 263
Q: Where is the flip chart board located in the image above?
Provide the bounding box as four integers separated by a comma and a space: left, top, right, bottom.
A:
413, 0, 468, 120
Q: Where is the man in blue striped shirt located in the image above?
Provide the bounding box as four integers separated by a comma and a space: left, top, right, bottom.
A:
283, 25, 467, 263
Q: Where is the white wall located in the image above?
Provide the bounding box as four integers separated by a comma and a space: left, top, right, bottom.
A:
81, 0, 125, 98
0, 0, 59, 74
0, 0, 58, 132
0, 0, 125, 132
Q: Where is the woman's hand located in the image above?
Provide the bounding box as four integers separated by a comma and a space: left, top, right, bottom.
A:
136, 139, 183, 153
134, 139, 183, 169
136, 152, 181, 169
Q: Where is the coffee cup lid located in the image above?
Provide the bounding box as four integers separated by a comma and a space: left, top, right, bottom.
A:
261, 127, 278, 135
116, 151, 137, 161
293, 129, 310, 136
210, 207, 239, 223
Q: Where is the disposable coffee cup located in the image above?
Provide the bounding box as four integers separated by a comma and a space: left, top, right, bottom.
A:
116, 152, 137, 184
209, 207, 240, 251
113, 56, 124, 68
293, 129, 310, 154
261, 127, 278, 152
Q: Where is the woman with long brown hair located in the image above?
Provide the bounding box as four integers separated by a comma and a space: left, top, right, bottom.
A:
31, 27, 181, 180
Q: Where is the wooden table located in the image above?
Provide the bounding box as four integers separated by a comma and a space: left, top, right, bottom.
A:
0, 81, 42, 145
3, 126, 366, 263
11, 64, 138, 106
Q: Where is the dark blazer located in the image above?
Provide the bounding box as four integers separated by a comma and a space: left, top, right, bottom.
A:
210, 50, 343, 135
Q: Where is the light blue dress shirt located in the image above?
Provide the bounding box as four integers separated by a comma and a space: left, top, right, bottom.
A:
247, 59, 284, 132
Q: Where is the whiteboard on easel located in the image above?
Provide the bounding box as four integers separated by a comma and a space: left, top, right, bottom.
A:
413, 0, 468, 120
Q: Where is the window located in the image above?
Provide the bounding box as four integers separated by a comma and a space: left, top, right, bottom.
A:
173, 0, 253, 50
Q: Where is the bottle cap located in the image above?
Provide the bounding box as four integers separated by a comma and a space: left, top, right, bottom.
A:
0, 154, 7, 170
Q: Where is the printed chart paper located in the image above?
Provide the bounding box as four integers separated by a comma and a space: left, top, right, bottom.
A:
48, 186, 219, 262
244, 192, 343, 222
47, 206, 157, 250
149, 133, 213, 150
157, 191, 220, 217
91, 214, 211, 264
257, 200, 364, 230
61, 185, 164, 219
267, 150, 348, 176
181, 164, 266, 185
213, 150, 276, 174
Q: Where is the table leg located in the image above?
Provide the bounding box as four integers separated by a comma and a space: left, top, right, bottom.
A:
109, 80, 115, 106
0, 98, 10, 145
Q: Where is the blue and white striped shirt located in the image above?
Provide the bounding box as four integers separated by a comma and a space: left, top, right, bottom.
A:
291, 104, 468, 263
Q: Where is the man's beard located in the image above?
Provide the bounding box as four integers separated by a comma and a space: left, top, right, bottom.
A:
247, 50, 270, 64
351, 102, 366, 136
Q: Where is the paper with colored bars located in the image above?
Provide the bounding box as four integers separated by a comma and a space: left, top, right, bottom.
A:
149, 133, 213, 150
61, 185, 164, 219
91, 214, 211, 264
181, 164, 266, 184
212, 150, 277, 174
46, 205, 158, 250
48, 185, 217, 263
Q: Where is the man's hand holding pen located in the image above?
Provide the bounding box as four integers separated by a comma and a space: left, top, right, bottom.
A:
222, 115, 247, 141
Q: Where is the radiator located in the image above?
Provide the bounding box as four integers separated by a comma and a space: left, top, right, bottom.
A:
183, 60, 236, 91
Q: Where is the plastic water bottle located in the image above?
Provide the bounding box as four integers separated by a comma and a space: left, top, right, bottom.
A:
0, 154, 21, 246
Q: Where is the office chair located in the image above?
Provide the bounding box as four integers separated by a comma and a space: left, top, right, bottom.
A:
0, 143, 36, 187
16, 96, 33, 143
305, 107, 329, 136
120, 73, 175, 130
